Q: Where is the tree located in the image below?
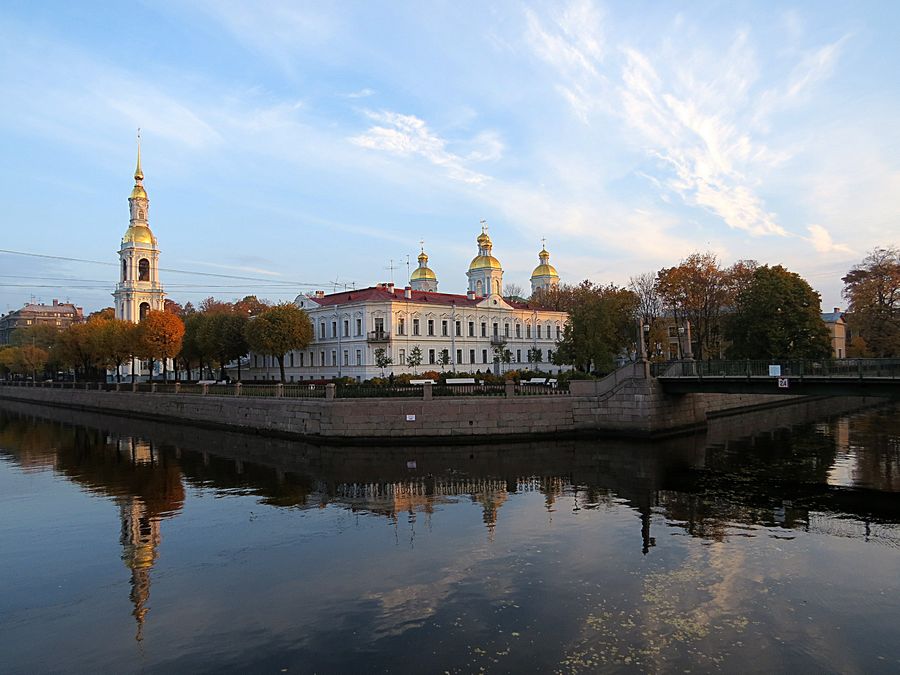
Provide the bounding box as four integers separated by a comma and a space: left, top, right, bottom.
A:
242, 303, 313, 382
198, 312, 249, 381
656, 252, 736, 360
11, 323, 60, 350
528, 347, 544, 365
503, 282, 525, 300
724, 265, 831, 360
54, 323, 99, 380
137, 311, 185, 382
842, 247, 900, 357
437, 349, 451, 371
179, 313, 206, 380
234, 295, 269, 317
99, 319, 138, 383
19, 344, 49, 380
374, 347, 392, 377
406, 345, 423, 374
554, 281, 638, 373
493, 346, 512, 373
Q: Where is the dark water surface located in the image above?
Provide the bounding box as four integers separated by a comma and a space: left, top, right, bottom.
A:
1, 399, 898, 674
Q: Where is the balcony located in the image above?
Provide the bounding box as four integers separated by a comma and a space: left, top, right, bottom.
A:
490, 335, 507, 346
367, 330, 390, 343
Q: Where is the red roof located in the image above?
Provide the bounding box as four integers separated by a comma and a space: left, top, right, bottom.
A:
306, 286, 555, 311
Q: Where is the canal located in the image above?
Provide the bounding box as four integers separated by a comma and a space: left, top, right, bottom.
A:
0, 399, 898, 673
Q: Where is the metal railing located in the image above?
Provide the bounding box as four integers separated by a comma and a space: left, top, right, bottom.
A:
652, 358, 900, 379
336, 384, 422, 398
433, 383, 506, 397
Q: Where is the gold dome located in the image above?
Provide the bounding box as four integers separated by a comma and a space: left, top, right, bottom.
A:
469, 255, 502, 271
477, 231, 491, 245
410, 266, 437, 281
123, 224, 154, 245
130, 185, 147, 200
531, 263, 558, 277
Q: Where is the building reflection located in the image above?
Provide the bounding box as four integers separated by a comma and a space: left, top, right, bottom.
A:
1, 398, 898, 579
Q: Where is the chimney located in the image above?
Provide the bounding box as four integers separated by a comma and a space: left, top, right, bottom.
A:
387, 282, 394, 293
52, 299, 58, 306
404, 286, 412, 299
315, 290, 325, 298
467, 289, 475, 300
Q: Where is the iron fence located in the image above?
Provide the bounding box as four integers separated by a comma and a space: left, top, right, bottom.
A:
652, 358, 900, 379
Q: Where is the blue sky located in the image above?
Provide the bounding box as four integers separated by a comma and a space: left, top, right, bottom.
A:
1, 0, 898, 314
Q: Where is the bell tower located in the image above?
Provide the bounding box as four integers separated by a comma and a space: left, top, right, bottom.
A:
113, 132, 165, 323
466, 221, 504, 298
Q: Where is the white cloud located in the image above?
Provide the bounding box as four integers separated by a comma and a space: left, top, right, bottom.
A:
349, 111, 496, 185
806, 224, 854, 255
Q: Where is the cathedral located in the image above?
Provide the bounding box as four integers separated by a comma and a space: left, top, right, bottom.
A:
246, 226, 569, 381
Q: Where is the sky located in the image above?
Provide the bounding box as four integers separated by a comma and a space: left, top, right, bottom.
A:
1, 0, 898, 315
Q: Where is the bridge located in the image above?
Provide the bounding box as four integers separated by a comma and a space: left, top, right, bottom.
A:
653, 358, 900, 398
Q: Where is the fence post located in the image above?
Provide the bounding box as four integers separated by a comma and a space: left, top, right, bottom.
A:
174, 382, 181, 394
151, 382, 157, 393
276, 383, 284, 398
202, 383, 209, 395
325, 383, 336, 400
115, 382, 121, 392
132, 381, 138, 392
505, 381, 515, 398
234, 382, 242, 397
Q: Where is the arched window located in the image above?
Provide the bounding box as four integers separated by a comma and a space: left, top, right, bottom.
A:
121, 259, 127, 281
139, 302, 150, 322
138, 209, 145, 220
138, 258, 150, 281
493, 279, 501, 295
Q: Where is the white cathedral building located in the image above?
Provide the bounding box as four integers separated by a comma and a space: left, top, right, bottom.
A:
245, 228, 569, 382
110, 139, 167, 381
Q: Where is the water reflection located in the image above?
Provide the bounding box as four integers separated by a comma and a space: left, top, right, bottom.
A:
0, 398, 898, 672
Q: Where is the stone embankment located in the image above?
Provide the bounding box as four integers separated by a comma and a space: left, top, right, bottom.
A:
0, 366, 817, 443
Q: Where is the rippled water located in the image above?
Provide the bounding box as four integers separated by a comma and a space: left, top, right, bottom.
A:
0, 398, 898, 674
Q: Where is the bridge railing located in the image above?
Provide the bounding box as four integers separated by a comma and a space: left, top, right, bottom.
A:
652, 358, 900, 379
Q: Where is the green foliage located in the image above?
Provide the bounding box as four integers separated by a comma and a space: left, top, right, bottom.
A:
724, 265, 831, 360
406, 345, 423, 373
554, 281, 638, 374
374, 347, 392, 376
11, 323, 60, 350
243, 303, 313, 382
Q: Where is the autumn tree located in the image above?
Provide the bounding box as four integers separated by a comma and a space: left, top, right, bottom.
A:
137, 311, 185, 382
99, 319, 138, 383
374, 347, 392, 377
179, 313, 206, 380
198, 312, 249, 381
233, 295, 270, 317
406, 345, 423, 374
19, 344, 50, 380
554, 281, 638, 373
242, 303, 313, 382
54, 323, 100, 380
842, 247, 900, 357
11, 323, 61, 350
724, 265, 831, 360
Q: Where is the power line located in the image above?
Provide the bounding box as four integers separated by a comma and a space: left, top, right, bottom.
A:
0, 248, 342, 287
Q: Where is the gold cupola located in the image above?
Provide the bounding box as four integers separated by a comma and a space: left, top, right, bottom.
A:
468, 228, 502, 272
530, 241, 560, 293
467, 222, 504, 297
123, 132, 155, 245
410, 245, 438, 292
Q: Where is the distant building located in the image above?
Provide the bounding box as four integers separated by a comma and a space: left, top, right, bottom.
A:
821, 307, 846, 359
244, 230, 569, 381
0, 299, 83, 345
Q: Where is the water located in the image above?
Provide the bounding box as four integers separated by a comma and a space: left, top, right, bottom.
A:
0, 399, 898, 674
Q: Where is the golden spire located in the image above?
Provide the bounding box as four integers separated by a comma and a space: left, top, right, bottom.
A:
134, 128, 143, 182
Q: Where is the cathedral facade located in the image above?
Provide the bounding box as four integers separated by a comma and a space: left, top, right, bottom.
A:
245, 229, 568, 382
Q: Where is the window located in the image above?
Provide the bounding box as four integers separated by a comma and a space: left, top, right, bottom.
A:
468, 321, 475, 337
456, 349, 462, 364
469, 349, 475, 364
548, 349, 553, 362
289, 352, 294, 367
399, 349, 406, 365
331, 351, 337, 366
331, 321, 337, 338
356, 350, 362, 366
320, 322, 326, 339
139, 302, 150, 321
482, 349, 488, 364
413, 319, 420, 336
516, 349, 521, 363
299, 353, 305, 367
429, 349, 435, 364
455, 320, 461, 336
290, 375, 294, 382
343, 320, 349, 337
320, 351, 325, 366
441, 320, 448, 336
516, 323, 521, 338
537, 324, 542, 339
668, 326, 678, 338
374, 317, 384, 335
254, 355, 258, 368
398, 317, 406, 335
343, 350, 349, 366
481, 322, 487, 337
556, 326, 561, 339
504, 323, 510, 337
427, 319, 434, 336
356, 318, 362, 336
138, 209, 144, 219
492, 322, 498, 337
121, 259, 127, 281
526, 324, 532, 339
442, 349, 449, 364
138, 258, 150, 281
